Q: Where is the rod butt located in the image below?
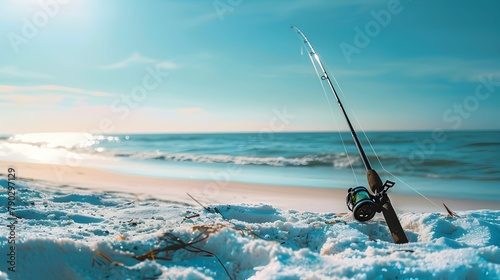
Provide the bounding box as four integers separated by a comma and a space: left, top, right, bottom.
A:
381, 198, 409, 244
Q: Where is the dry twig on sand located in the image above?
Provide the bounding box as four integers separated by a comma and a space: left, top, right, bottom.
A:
443, 203, 460, 218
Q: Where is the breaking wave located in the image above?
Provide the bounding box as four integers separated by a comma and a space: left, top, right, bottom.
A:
2, 131, 499, 181
109, 151, 363, 168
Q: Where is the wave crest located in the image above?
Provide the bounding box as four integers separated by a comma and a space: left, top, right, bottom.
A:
124, 151, 361, 168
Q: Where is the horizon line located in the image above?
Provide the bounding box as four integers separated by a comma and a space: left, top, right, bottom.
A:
2, 128, 499, 136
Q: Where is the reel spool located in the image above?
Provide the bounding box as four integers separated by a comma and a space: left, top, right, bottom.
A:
346, 186, 377, 221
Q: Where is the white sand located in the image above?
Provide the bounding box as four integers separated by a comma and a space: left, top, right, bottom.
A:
1, 161, 500, 279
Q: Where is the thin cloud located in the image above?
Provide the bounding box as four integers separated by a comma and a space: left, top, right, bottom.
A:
101, 52, 157, 69
0, 94, 65, 103
0, 66, 53, 79
102, 52, 179, 70
157, 61, 179, 70
0, 93, 85, 110
0, 84, 116, 97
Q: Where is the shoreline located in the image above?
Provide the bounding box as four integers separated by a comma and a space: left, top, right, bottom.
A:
2, 160, 498, 213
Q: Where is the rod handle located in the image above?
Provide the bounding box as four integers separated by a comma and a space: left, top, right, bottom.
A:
367, 169, 383, 194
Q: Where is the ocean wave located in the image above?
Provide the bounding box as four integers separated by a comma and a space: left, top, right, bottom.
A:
463, 142, 500, 147
1, 134, 362, 168
124, 134, 207, 142
425, 172, 500, 181
127, 151, 362, 168
2, 132, 498, 182
422, 159, 466, 167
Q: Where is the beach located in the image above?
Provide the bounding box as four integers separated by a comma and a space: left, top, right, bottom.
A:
1, 132, 499, 279
1, 161, 500, 279
3, 160, 498, 213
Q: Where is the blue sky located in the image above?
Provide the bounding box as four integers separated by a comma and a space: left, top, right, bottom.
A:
1, 0, 499, 134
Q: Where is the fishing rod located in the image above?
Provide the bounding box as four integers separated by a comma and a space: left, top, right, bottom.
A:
291, 26, 408, 244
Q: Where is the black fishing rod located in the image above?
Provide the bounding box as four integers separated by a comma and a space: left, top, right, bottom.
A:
291, 26, 408, 244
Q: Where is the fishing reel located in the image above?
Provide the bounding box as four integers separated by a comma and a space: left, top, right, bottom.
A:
346, 180, 395, 221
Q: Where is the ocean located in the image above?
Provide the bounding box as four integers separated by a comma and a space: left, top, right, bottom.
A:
1, 130, 499, 202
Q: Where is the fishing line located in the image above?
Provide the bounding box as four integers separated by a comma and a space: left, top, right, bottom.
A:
323, 62, 367, 166
292, 26, 408, 243
327, 65, 356, 122
350, 113, 442, 209
305, 49, 360, 186
325, 60, 441, 209
294, 30, 360, 185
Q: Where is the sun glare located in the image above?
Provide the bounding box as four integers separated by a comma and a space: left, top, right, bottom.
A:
5, 132, 96, 164
7, 0, 95, 26
12, 132, 95, 148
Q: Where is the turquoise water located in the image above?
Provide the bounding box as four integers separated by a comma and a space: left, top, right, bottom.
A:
1, 131, 499, 201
